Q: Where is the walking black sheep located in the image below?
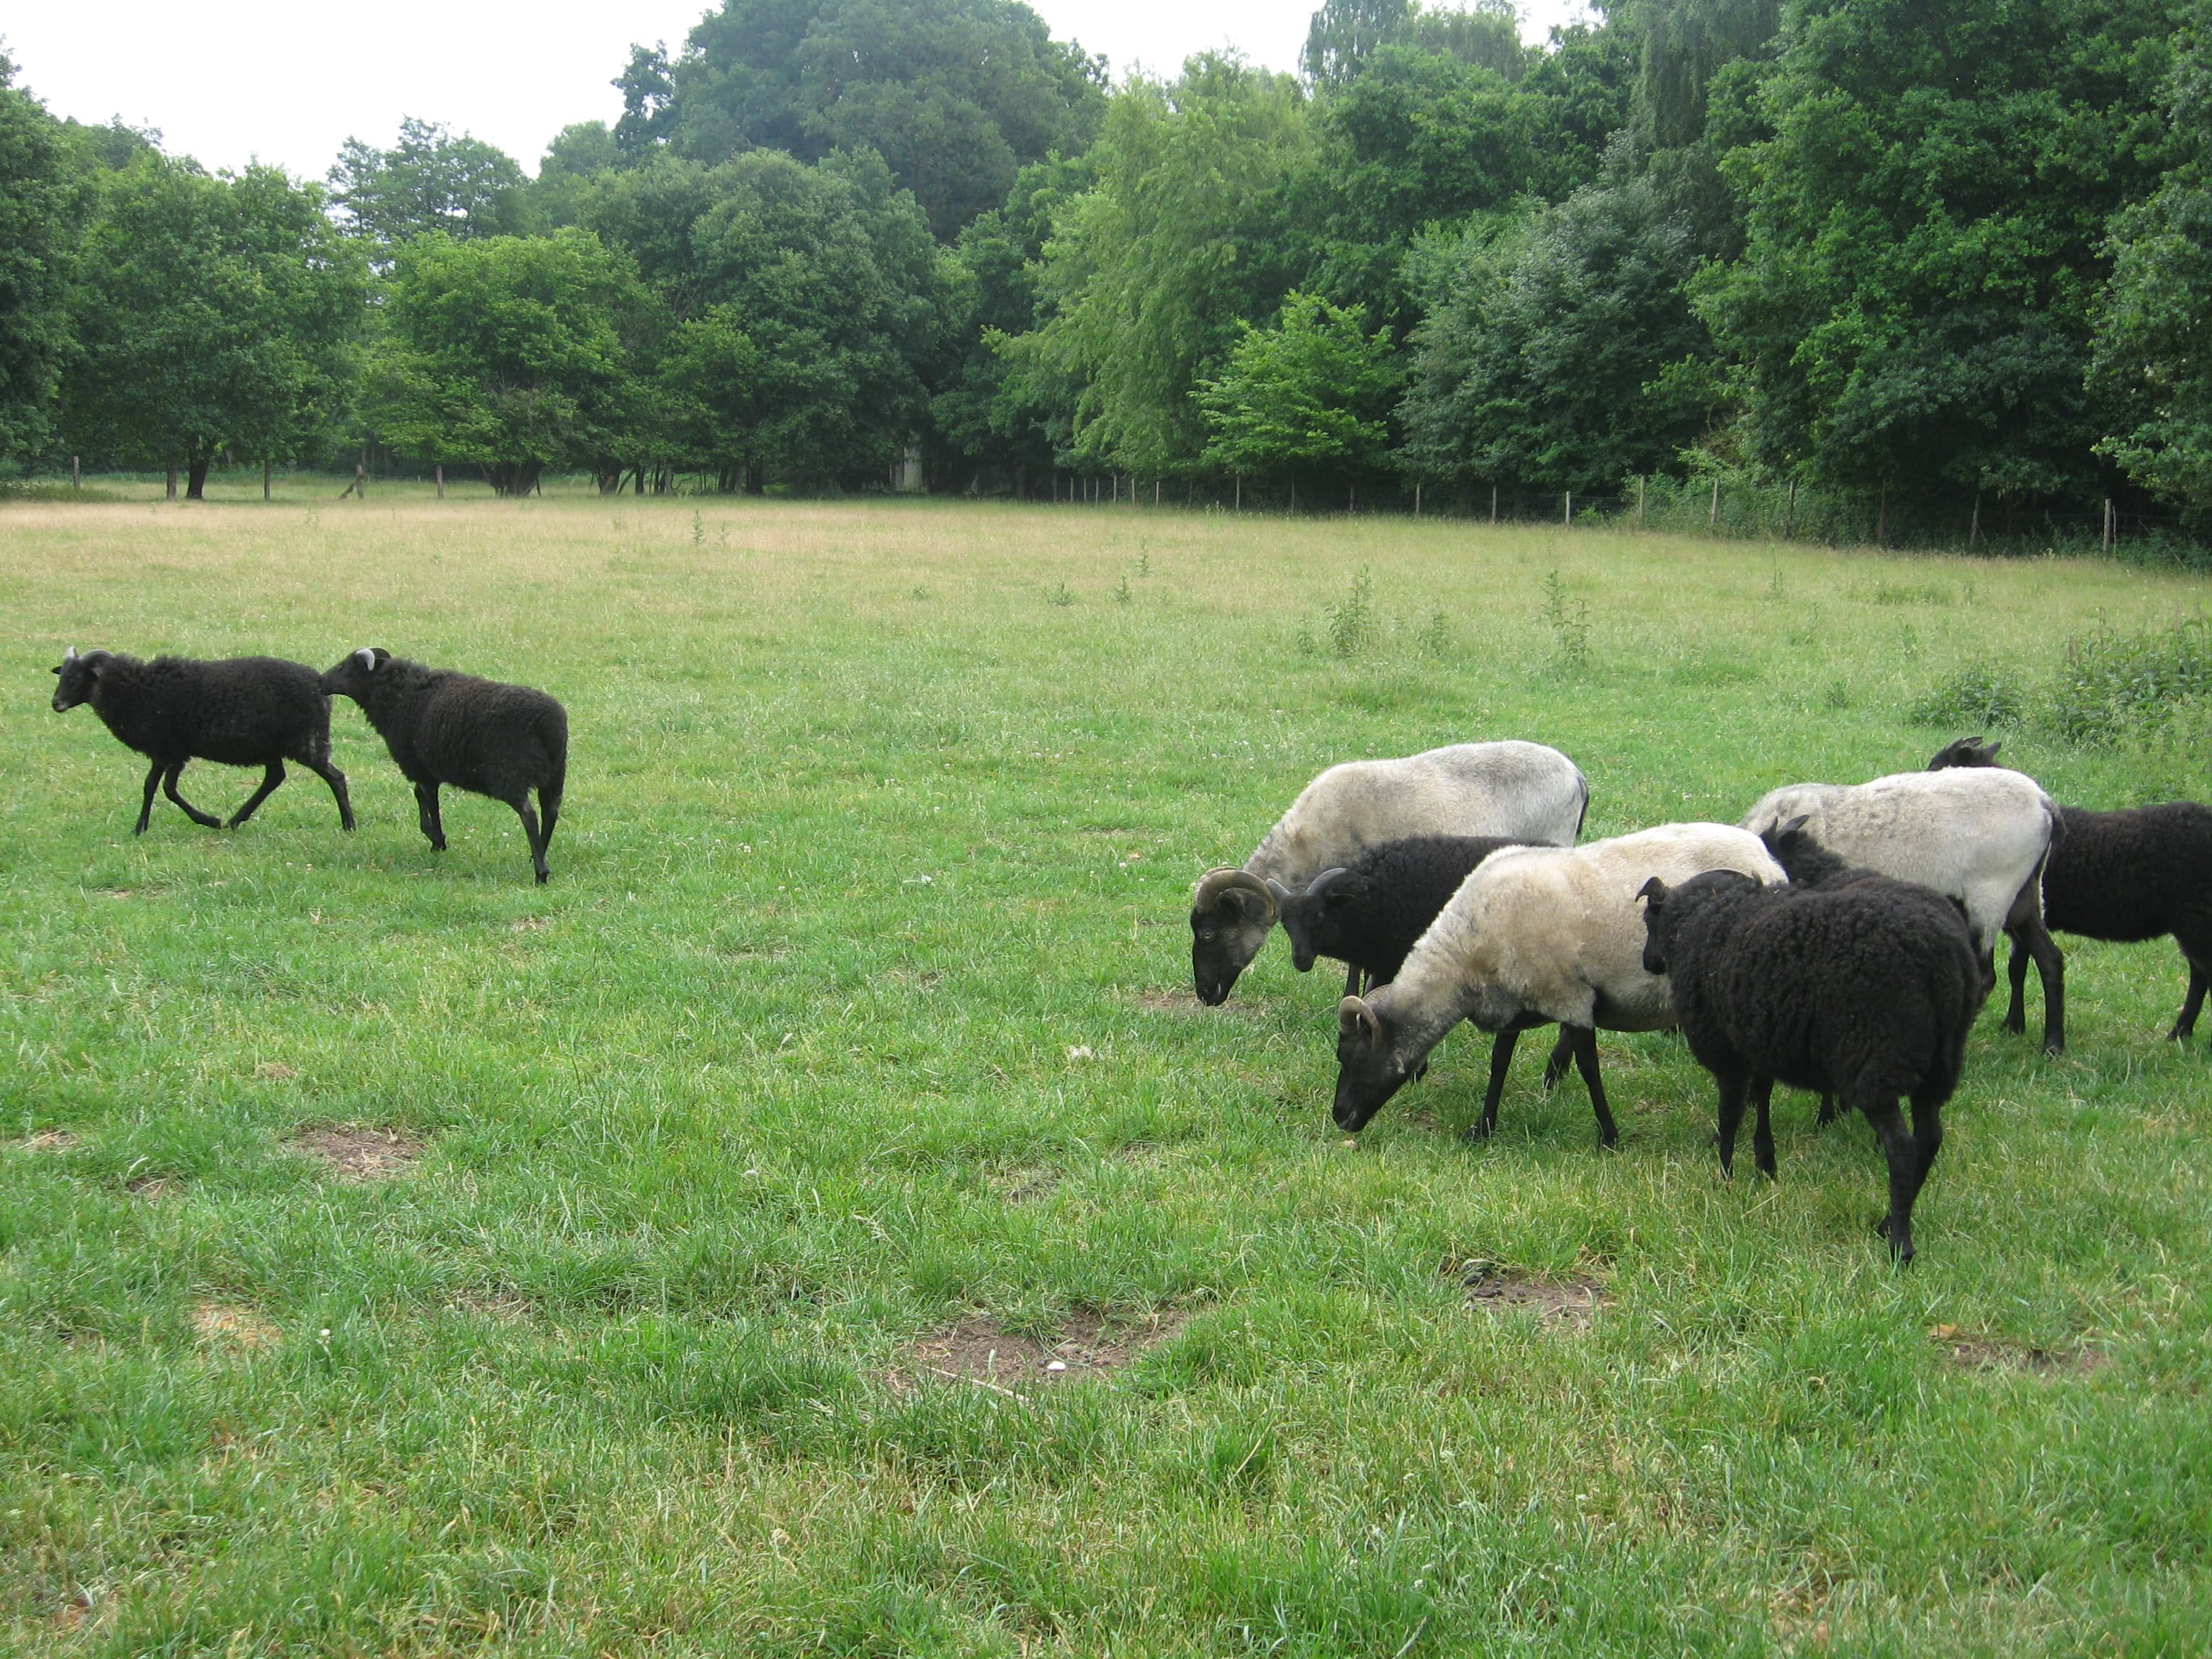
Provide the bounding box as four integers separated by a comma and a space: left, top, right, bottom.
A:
1638, 867, 1982, 1263
1930, 737, 2212, 1040
50, 647, 354, 835
1272, 835, 1581, 1133
322, 647, 567, 884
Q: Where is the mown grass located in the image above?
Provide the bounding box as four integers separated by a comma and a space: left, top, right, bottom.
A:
3, 490, 2210, 1656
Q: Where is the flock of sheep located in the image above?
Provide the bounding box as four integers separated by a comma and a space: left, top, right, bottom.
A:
49, 646, 567, 883
1190, 739, 2211, 1262
42, 646, 2211, 1262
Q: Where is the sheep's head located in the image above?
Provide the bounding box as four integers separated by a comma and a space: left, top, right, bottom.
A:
1640, 869, 1761, 974
50, 646, 109, 713
1755, 814, 1841, 886
1333, 992, 1418, 1131
1274, 866, 1354, 974
1927, 735, 2002, 770
1190, 868, 1279, 1004
321, 646, 392, 703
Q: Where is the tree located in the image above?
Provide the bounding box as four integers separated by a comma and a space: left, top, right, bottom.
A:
0, 53, 81, 467
637, 0, 1106, 238
62, 157, 367, 496
2093, 4, 2212, 515
328, 117, 530, 250
1398, 164, 1720, 493
367, 228, 656, 495
1697, 0, 2186, 505
1196, 292, 1400, 487
1008, 55, 1315, 475
532, 121, 621, 229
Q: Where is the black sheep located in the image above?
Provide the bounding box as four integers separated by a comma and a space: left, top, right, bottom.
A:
50, 647, 354, 835
322, 647, 567, 884
1930, 737, 2212, 1040
1272, 835, 1581, 1136
1639, 868, 1982, 1262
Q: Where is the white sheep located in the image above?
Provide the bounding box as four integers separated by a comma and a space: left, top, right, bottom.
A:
1740, 768, 2066, 1051
1331, 823, 1786, 1141
1191, 740, 1588, 1004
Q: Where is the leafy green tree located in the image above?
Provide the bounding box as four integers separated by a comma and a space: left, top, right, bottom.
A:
1398, 164, 1719, 492
636, 0, 1105, 238
1196, 292, 1400, 486
1303, 0, 1521, 88
1629, 0, 1780, 150
1009, 55, 1314, 475
367, 228, 656, 495
329, 117, 531, 250
930, 153, 1093, 485
1698, 0, 2185, 505
62, 157, 367, 496
1304, 0, 1416, 86
2093, 4, 2212, 514
0, 53, 81, 467
531, 121, 621, 229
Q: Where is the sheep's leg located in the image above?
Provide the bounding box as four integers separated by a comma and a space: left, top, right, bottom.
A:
1466, 1026, 1521, 1142
2016, 920, 2064, 1055
1860, 1097, 1924, 1264
537, 784, 559, 847
1342, 961, 1363, 999
414, 782, 446, 850
514, 797, 550, 884
1568, 1025, 1618, 1150
135, 760, 163, 835
1815, 1093, 1838, 1128
1540, 1028, 1576, 1092
163, 762, 222, 828
1749, 1076, 1778, 1179
303, 757, 354, 832
226, 760, 286, 828
1714, 1069, 1748, 1178
2170, 953, 2208, 1041
2002, 938, 2031, 1035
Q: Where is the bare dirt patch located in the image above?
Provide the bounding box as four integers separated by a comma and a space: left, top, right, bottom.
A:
988, 1164, 1061, 1204
1136, 987, 1205, 1012
1450, 1259, 1612, 1329
11, 1129, 78, 1153
289, 1125, 424, 1182
192, 1301, 280, 1351
1930, 1326, 2106, 1376
129, 1175, 176, 1200
253, 1061, 297, 1081
889, 1309, 1187, 1398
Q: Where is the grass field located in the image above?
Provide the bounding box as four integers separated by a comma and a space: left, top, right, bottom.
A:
4, 491, 2210, 1656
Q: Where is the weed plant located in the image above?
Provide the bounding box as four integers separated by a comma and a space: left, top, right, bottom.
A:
2, 493, 2211, 1654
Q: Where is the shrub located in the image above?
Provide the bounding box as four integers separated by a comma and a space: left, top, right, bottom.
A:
1909, 663, 2029, 729
2047, 616, 2212, 742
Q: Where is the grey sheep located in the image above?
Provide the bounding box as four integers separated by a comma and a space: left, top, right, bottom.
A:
50, 647, 354, 835
1638, 863, 1983, 1263
322, 648, 567, 884
1192, 740, 1588, 1005
1931, 736, 2212, 1040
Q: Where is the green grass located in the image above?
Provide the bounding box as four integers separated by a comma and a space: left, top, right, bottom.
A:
3, 495, 2210, 1656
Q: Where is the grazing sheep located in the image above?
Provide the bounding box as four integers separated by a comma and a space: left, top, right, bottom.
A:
1741, 767, 2066, 1051
1930, 736, 2212, 1040
49, 647, 354, 835
1273, 835, 1580, 1118
321, 647, 567, 884
1331, 823, 1785, 1145
1638, 866, 1982, 1262
1192, 741, 1588, 1004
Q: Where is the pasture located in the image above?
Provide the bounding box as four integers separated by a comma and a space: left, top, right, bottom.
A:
3, 490, 2209, 1655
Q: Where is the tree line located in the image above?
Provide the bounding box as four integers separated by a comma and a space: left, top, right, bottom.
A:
1, 0, 2208, 536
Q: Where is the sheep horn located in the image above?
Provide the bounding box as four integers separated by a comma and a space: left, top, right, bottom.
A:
354, 646, 377, 670
1194, 866, 1278, 921
63, 645, 77, 662
1264, 876, 1295, 907
1339, 995, 1380, 1042
1636, 876, 1667, 907
1303, 866, 1352, 902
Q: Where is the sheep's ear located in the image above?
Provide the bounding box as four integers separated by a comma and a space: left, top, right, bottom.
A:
86, 652, 110, 678
1636, 876, 1667, 909
1776, 814, 1809, 842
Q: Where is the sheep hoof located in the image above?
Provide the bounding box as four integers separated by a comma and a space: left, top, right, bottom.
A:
1461, 1121, 1493, 1144
535, 871, 549, 886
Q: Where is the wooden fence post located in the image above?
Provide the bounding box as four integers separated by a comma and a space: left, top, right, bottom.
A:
1784, 479, 1796, 541
1876, 481, 1888, 547
1413, 481, 1422, 517
436, 464, 445, 500
1564, 491, 1572, 526
1637, 475, 1646, 527
1969, 488, 1979, 550
1235, 474, 1242, 511
165, 464, 176, 500
1490, 485, 1498, 525
1709, 476, 1720, 530
71, 454, 80, 490
263, 459, 271, 501
2103, 497, 2113, 557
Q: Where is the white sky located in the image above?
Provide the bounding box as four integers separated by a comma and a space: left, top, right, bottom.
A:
1, 1, 1599, 181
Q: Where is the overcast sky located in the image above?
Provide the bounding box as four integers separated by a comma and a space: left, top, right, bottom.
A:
3, 1, 1599, 180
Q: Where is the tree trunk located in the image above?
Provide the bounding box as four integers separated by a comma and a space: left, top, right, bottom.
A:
263, 459, 272, 501
166, 463, 177, 500
186, 453, 210, 500
487, 461, 541, 498
745, 466, 765, 496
